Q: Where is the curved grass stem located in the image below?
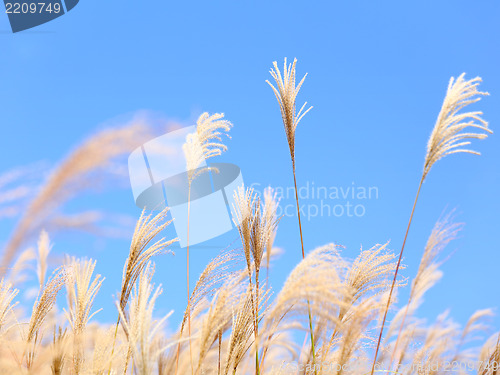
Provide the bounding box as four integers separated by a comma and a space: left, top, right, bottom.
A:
369, 175, 425, 375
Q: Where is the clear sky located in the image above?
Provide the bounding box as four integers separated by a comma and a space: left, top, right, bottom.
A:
0, 1, 499, 337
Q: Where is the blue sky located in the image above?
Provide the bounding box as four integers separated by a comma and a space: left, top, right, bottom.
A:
0, 0, 499, 338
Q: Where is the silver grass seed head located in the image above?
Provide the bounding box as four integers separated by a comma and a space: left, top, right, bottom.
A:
267, 58, 312, 167
232, 186, 279, 275
183, 112, 233, 183
424, 73, 491, 179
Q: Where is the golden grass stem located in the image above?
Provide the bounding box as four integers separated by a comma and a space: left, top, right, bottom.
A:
292, 166, 317, 374
187, 185, 194, 375
175, 335, 181, 374
122, 346, 131, 375
243, 266, 259, 375
255, 274, 260, 375
388, 292, 412, 370
292, 169, 305, 260
218, 330, 222, 375
369, 175, 424, 375
107, 316, 120, 375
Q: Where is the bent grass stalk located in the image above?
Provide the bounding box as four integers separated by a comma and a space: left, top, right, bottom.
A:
369, 176, 423, 375
0, 66, 496, 375
370, 73, 491, 375
388, 212, 461, 370
108, 207, 176, 375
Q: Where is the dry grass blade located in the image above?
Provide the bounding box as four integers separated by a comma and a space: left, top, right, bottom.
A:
424, 73, 491, 179
0, 279, 18, 332
264, 244, 348, 351
175, 248, 238, 375
0, 122, 151, 273
370, 74, 491, 375
195, 272, 245, 374
7, 247, 36, 286
451, 308, 494, 365
321, 243, 405, 362
232, 185, 279, 277
479, 333, 500, 375
345, 243, 404, 306
91, 326, 119, 375
389, 212, 462, 369
224, 285, 257, 375
64, 257, 104, 334
118, 207, 176, 314
118, 262, 171, 375
109, 206, 176, 375
50, 326, 67, 375
64, 257, 104, 374
252, 188, 280, 276
26, 267, 69, 344
331, 297, 382, 375
412, 212, 462, 304
232, 185, 279, 375
232, 186, 258, 274
283, 244, 346, 315
0, 164, 43, 221
180, 249, 238, 335
24, 267, 69, 369
410, 311, 462, 372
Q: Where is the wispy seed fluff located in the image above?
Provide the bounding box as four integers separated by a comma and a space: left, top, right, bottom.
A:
232, 185, 279, 275
183, 112, 232, 183
424, 73, 492, 179
267, 58, 312, 167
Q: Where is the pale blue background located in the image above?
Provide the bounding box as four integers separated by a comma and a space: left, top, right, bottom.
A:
0, 1, 499, 341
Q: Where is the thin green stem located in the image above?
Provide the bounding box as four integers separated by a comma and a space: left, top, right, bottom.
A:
369, 175, 425, 375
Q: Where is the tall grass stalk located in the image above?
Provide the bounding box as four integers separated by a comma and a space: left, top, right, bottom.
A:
369, 176, 423, 375
232, 186, 278, 375
293, 166, 317, 366
0, 65, 496, 375
186, 185, 193, 374
108, 207, 176, 375
388, 211, 462, 371
370, 73, 491, 375
267, 57, 317, 371
177, 112, 232, 375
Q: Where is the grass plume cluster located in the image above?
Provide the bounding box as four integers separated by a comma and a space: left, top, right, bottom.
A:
0, 60, 497, 375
